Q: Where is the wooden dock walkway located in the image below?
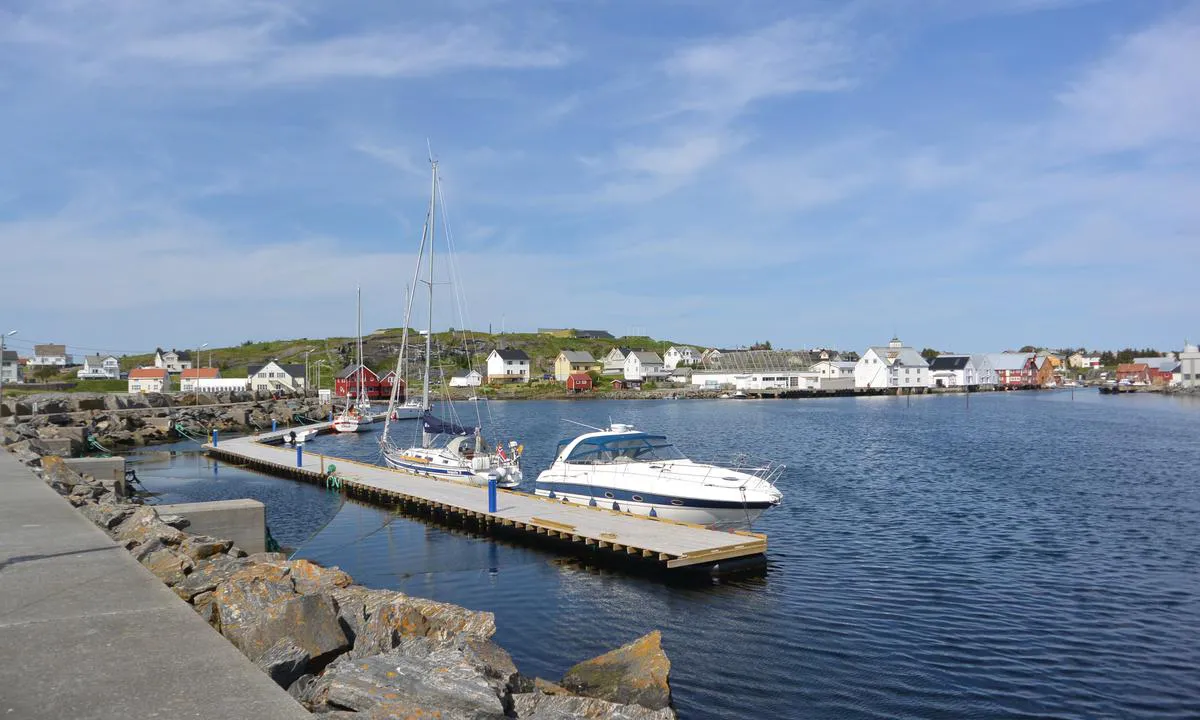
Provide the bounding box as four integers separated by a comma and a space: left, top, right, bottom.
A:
204, 425, 767, 571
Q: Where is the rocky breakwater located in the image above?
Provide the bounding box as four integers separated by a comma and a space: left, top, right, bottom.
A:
28, 452, 677, 719
0, 391, 331, 459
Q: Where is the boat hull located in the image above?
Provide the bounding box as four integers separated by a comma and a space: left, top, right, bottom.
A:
532, 484, 771, 529
382, 451, 521, 488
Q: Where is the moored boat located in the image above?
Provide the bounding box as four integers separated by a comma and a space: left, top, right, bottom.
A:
534, 423, 783, 529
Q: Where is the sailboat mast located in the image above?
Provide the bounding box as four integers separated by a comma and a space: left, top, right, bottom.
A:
357, 285, 364, 402
423, 161, 436, 412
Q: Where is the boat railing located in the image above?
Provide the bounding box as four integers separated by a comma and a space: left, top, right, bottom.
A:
691, 453, 786, 488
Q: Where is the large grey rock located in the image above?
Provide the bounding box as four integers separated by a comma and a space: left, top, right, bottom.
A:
137, 546, 195, 587
321, 642, 506, 718
239, 592, 350, 666
255, 638, 312, 689
179, 534, 233, 561
286, 558, 354, 594
213, 562, 300, 651
512, 693, 676, 719
335, 586, 497, 659
173, 554, 252, 602
561, 631, 672, 711
79, 502, 135, 530
113, 507, 186, 548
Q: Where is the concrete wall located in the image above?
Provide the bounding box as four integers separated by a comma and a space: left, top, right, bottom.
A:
154, 499, 267, 553
62, 457, 127, 497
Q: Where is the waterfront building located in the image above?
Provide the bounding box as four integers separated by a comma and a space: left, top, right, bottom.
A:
486, 349, 530, 384
128, 367, 169, 394
334, 363, 394, 399
76, 354, 120, 380
623, 351, 667, 382
180, 368, 245, 392
1179, 343, 1200, 388
566, 373, 593, 393
970, 354, 998, 386
247, 361, 306, 393
928, 355, 980, 388
29, 343, 72, 367
1116, 363, 1151, 384
810, 360, 856, 379
0, 350, 20, 384
448, 369, 483, 387
554, 350, 599, 381
153, 348, 193, 373
663, 346, 701, 370
853, 338, 930, 390
601, 347, 632, 375
1068, 353, 1102, 369
985, 353, 1037, 388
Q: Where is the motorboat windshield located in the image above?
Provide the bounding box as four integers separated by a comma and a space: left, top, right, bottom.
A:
562, 433, 687, 465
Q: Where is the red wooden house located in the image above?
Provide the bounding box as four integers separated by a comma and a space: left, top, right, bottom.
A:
1115, 363, 1150, 384
334, 364, 401, 400
566, 373, 593, 393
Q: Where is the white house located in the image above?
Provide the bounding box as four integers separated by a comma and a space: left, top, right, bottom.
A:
970, 354, 997, 386
29, 343, 72, 367
928, 355, 980, 388
810, 360, 856, 379
77, 354, 121, 380
449, 369, 483, 387
1, 350, 20, 384
690, 370, 852, 392
601, 347, 632, 375
248, 361, 306, 392
1176, 343, 1200, 388
853, 337, 930, 389
181, 368, 246, 392
154, 348, 194, 373
486, 349, 530, 384
623, 351, 666, 381
1068, 353, 1102, 369
128, 367, 169, 394
663, 346, 700, 370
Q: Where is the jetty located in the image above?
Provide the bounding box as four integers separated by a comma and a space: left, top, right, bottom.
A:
204, 424, 769, 571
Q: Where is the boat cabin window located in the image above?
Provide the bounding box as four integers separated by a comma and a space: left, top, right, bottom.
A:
564, 434, 685, 465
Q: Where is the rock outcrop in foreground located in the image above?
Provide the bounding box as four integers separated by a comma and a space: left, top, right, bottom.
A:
27, 452, 676, 719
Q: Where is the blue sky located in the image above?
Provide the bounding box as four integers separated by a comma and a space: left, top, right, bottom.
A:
1, 0, 1197, 357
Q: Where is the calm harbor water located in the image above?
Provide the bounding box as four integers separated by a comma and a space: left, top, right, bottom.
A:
132, 391, 1200, 719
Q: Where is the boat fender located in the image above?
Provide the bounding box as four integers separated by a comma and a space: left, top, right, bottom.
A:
548, 489, 556, 499
327, 463, 337, 474
588, 497, 597, 507
649, 507, 657, 518
612, 501, 620, 511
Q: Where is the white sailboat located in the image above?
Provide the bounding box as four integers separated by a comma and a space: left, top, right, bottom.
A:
380, 157, 522, 487
332, 286, 377, 433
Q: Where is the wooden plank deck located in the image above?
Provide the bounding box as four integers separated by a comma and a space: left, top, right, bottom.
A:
205, 426, 767, 570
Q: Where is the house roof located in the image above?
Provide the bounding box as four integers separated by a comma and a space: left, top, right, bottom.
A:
606, 347, 632, 358
628, 351, 663, 364
929, 355, 970, 371
567, 373, 592, 382
181, 368, 220, 379
34, 344, 66, 356
559, 350, 595, 363
1116, 363, 1149, 372
248, 361, 305, 377
335, 363, 379, 380
986, 353, 1032, 371
866, 346, 927, 367
451, 369, 481, 378
492, 348, 530, 361
85, 354, 117, 365
129, 367, 168, 379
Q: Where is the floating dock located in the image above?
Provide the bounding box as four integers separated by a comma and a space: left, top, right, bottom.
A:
203, 425, 768, 571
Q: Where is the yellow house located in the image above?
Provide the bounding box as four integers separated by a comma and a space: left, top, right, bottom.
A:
554, 350, 599, 381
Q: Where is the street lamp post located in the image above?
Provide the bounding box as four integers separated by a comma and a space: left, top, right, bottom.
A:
195, 342, 208, 403
0, 330, 16, 417
303, 348, 314, 398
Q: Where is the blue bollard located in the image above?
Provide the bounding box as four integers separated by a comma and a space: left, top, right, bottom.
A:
487, 478, 497, 513
212, 429, 218, 447
296, 444, 303, 468
272, 419, 278, 432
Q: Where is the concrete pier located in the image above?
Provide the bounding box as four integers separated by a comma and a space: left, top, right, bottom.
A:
0, 451, 309, 719
156, 498, 268, 554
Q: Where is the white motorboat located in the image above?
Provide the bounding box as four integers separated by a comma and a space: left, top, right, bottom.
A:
534, 423, 783, 529
283, 428, 319, 444
379, 157, 524, 487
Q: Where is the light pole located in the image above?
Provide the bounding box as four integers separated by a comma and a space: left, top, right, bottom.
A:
0, 330, 16, 416
303, 348, 314, 398
314, 360, 329, 399
195, 342, 208, 403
